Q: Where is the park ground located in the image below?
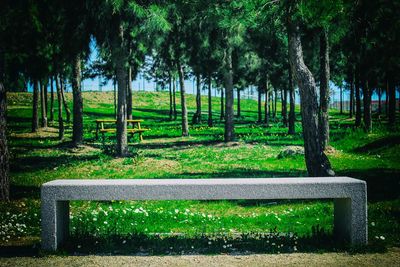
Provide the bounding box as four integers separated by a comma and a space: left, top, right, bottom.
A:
1, 91, 399, 265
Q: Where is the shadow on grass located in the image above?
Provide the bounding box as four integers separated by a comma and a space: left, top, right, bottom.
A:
10, 185, 41, 199
10, 153, 101, 174
352, 135, 400, 153
337, 168, 400, 201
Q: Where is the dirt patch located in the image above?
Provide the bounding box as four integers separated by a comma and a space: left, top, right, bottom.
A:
140, 158, 179, 171
0, 248, 399, 267
11, 127, 59, 139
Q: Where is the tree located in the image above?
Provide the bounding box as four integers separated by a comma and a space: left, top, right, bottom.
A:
72, 55, 83, 146
0, 63, 9, 201
286, 2, 334, 176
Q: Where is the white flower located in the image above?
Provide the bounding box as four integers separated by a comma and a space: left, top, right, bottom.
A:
77, 245, 81, 249
175, 209, 179, 214
208, 241, 212, 245
380, 236, 385, 240
207, 214, 212, 218
104, 221, 108, 224
122, 240, 127, 244
371, 222, 375, 226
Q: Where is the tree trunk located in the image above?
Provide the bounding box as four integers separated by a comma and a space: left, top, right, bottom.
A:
32, 80, 39, 133
282, 88, 288, 126
288, 22, 334, 177
265, 88, 270, 125
60, 78, 71, 123
0, 78, 9, 201
177, 61, 189, 136
273, 89, 277, 119
50, 77, 55, 123
224, 47, 235, 142
112, 24, 128, 157
288, 64, 296, 134
349, 75, 354, 118
55, 76, 64, 140
355, 74, 362, 127
72, 55, 83, 146
169, 74, 173, 120
127, 67, 133, 121
237, 89, 241, 117
340, 86, 343, 114
378, 87, 382, 115
193, 73, 201, 124
40, 81, 48, 128
220, 88, 224, 120
113, 79, 117, 119
173, 76, 177, 120
207, 75, 213, 127
362, 79, 372, 132
388, 78, 396, 127
257, 89, 262, 123
319, 28, 330, 149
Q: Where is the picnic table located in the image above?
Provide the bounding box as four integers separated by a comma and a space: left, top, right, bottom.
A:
95, 119, 148, 141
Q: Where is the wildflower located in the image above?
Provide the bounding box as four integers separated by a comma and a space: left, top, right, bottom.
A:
380, 236, 385, 240
104, 221, 108, 225
208, 241, 212, 245
207, 214, 213, 218
77, 245, 81, 249
175, 209, 179, 214
293, 246, 297, 251
122, 240, 127, 244
371, 222, 375, 226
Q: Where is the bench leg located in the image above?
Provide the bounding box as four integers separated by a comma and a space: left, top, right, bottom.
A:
41, 199, 70, 251
334, 196, 367, 245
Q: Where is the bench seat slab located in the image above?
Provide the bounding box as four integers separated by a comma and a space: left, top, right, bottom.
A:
41, 177, 367, 251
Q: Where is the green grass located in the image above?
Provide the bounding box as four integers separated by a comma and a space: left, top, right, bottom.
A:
1, 91, 399, 254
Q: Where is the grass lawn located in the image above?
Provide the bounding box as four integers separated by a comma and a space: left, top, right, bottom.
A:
1, 91, 399, 255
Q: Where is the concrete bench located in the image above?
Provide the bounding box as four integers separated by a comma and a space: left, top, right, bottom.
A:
41, 177, 367, 251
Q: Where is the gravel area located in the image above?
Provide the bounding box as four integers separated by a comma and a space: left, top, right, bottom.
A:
1, 248, 399, 267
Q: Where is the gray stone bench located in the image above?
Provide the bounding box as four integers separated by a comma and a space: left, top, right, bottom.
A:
41, 177, 367, 251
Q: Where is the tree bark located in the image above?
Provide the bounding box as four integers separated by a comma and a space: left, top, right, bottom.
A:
193, 73, 201, 124
113, 79, 117, 119
319, 28, 330, 149
177, 61, 189, 136
388, 78, 396, 127
50, 77, 54, 123
355, 74, 362, 127
340, 86, 343, 114
288, 22, 334, 177
55, 76, 64, 140
169, 74, 173, 120
273, 88, 277, 119
282, 88, 288, 126
112, 23, 128, 157
32, 80, 39, 133
288, 64, 296, 134
173, 76, 177, 120
0, 78, 9, 201
127, 67, 133, 121
362, 79, 372, 132
264, 83, 270, 125
349, 74, 354, 118
207, 75, 213, 127
40, 81, 48, 128
378, 87, 382, 115
237, 88, 241, 117
220, 88, 224, 120
257, 89, 262, 123
72, 54, 83, 146
224, 47, 235, 142
60, 78, 71, 123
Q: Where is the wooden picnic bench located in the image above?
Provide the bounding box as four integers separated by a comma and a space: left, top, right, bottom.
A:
95, 119, 148, 141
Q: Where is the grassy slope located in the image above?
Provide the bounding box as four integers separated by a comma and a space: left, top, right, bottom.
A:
1, 91, 399, 253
